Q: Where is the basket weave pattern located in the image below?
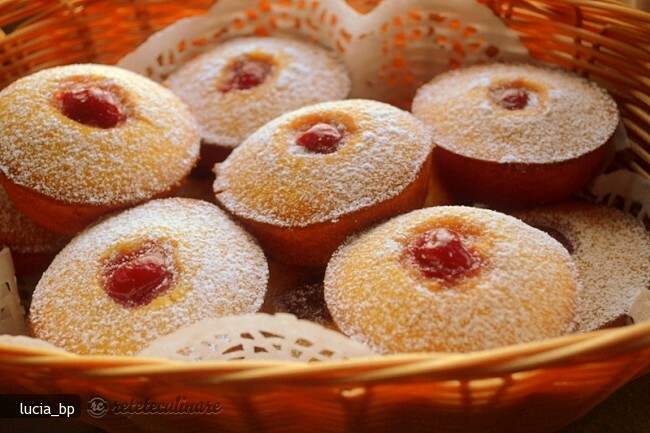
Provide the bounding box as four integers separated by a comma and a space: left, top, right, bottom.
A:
1, 0, 648, 175
1, 1, 649, 432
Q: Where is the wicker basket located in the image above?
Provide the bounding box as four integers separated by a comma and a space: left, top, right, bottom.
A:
1, 1, 650, 432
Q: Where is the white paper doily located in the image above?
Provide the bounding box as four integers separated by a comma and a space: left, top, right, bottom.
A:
0, 248, 28, 336
139, 313, 377, 362
118, 0, 529, 107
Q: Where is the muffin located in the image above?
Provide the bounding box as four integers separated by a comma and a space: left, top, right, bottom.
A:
166, 36, 351, 169
0, 185, 68, 276
214, 99, 444, 267
325, 206, 579, 353
412, 63, 619, 207
30, 198, 268, 355
513, 200, 650, 331
0, 64, 200, 235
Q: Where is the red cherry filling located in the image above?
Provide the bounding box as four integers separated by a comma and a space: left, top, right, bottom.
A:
491, 86, 530, 110
296, 123, 343, 154
533, 225, 574, 255
406, 228, 479, 281
59, 85, 124, 128
219, 57, 272, 92
104, 245, 174, 308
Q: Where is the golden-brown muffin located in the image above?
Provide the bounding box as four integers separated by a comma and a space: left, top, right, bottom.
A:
412, 64, 619, 208
0, 185, 68, 276
0, 64, 200, 235
30, 198, 268, 355
214, 99, 444, 267
325, 206, 579, 353
166, 36, 350, 169
513, 201, 650, 331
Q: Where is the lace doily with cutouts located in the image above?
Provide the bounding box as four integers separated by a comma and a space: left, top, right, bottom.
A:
139, 313, 377, 362
118, 0, 529, 108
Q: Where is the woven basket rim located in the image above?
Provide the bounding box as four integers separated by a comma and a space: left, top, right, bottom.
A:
0, 0, 649, 392
3, 319, 649, 384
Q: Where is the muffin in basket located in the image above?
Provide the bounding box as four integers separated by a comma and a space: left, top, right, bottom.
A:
166, 36, 351, 169
214, 99, 443, 267
0, 185, 68, 276
412, 63, 619, 208
512, 200, 650, 332
0, 64, 200, 236
29, 198, 268, 356
325, 206, 579, 353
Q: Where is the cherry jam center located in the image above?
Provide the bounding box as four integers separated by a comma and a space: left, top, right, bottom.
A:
104, 245, 173, 308
59, 85, 124, 128
534, 225, 574, 255
219, 57, 272, 92
406, 228, 478, 281
491, 86, 530, 110
296, 123, 343, 154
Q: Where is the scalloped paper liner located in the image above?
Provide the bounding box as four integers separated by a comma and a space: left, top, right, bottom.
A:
139, 313, 377, 362
0, 247, 27, 335
117, 0, 530, 108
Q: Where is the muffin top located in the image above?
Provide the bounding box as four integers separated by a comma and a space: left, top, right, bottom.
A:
412, 63, 619, 164
0, 64, 199, 206
166, 36, 350, 149
513, 201, 650, 332
325, 206, 579, 353
30, 198, 268, 355
214, 99, 434, 227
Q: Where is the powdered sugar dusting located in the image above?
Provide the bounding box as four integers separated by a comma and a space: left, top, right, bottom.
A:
214, 99, 433, 227
29, 198, 268, 355
166, 37, 350, 149
324, 206, 579, 354
412, 64, 619, 164
0, 64, 200, 206
0, 185, 68, 255
513, 201, 650, 332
